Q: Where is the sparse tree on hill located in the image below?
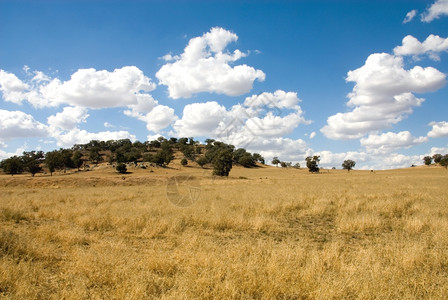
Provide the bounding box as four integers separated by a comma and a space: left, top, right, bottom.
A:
440, 155, 448, 169
293, 162, 300, 169
45, 150, 64, 176
271, 157, 280, 167
433, 154, 443, 164
423, 156, 433, 166
306, 155, 320, 173
0, 156, 24, 176
196, 156, 208, 168
72, 151, 84, 171
89, 148, 103, 166
342, 159, 356, 172
252, 153, 265, 164
238, 153, 256, 168
116, 163, 127, 174
22, 151, 44, 176
213, 149, 233, 176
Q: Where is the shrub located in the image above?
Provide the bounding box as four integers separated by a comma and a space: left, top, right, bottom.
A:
116, 163, 127, 174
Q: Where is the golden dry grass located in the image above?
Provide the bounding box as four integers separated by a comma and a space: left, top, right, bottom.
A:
1, 164, 448, 299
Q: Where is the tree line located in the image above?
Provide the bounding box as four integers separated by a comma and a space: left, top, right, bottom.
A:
423, 154, 448, 168
0, 137, 265, 177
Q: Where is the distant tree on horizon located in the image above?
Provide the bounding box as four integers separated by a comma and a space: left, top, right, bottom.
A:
433, 154, 443, 164
116, 163, 127, 174
306, 155, 320, 173
342, 160, 356, 172
423, 156, 433, 166
0, 156, 24, 176
440, 155, 448, 169
271, 157, 280, 167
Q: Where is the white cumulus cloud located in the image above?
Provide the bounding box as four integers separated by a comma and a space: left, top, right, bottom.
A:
0, 109, 49, 141
156, 27, 265, 99
40, 66, 156, 108
427, 121, 448, 138
47, 106, 89, 131
0, 70, 30, 105
53, 128, 136, 148
0, 66, 156, 109
394, 34, 448, 61
421, 0, 448, 22
360, 131, 428, 154
321, 53, 446, 140
173, 90, 309, 143
173, 101, 229, 137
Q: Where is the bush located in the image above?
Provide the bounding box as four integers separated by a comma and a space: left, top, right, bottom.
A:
181, 158, 188, 166
196, 156, 208, 168
116, 163, 127, 174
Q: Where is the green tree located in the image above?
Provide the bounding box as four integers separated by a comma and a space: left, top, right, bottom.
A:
72, 151, 84, 171
0, 156, 24, 176
252, 153, 265, 164
89, 148, 103, 165
238, 153, 256, 168
60, 149, 75, 171
153, 142, 173, 167
440, 155, 448, 169
213, 149, 233, 176
306, 155, 320, 173
293, 162, 300, 169
423, 156, 432, 166
433, 154, 443, 164
45, 150, 64, 176
180, 144, 195, 160
196, 156, 208, 168
271, 157, 280, 167
116, 163, 127, 174
181, 158, 188, 166
21, 151, 44, 176
342, 159, 356, 172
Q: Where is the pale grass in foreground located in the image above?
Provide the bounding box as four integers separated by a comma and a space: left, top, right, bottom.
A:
0, 166, 447, 299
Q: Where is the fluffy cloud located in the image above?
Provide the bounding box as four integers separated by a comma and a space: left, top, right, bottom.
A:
0, 66, 156, 109
0, 70, 30, 105
145, 106, 178, 132
173, 101, 229, 137
173, 90, 308, 143
0, 109, 48, 141
321, 53, 446, 140
47, 106, 89, 130
246, 137, 310, 164
39, 66, 156, 108
394, 34, 448, 60
0, 145, 27, 160
360, 131, 428, 154
156, 27, 265, 99
427, 121, 448, 138
421, 0, 448, 22
244, 90, 302, 109
315, 150, 368, 168
403, 10, 417, 23
1, 66, 177, 134
53, 128, 136, 148
314, 150, 423, 170
428, 146, 448, 155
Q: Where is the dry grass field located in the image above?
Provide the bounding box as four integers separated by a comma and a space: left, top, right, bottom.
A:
1, 164, 448, 299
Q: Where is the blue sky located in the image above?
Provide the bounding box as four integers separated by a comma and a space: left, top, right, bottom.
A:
1, 0, 448, 169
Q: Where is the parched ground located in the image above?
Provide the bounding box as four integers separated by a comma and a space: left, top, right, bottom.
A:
1, 165, 448, 299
